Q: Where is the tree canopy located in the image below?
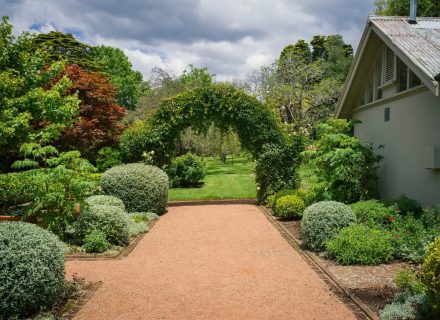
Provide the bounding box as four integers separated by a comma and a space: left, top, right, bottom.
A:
375, 0, 440, 16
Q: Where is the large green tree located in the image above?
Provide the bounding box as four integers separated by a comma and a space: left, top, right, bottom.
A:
375, 0, 440, 16
93, 45, 147, 110
0, 17, 80, 171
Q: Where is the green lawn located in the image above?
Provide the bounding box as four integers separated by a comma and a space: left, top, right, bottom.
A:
168, 157, 256, 201
298, 165, 318, 190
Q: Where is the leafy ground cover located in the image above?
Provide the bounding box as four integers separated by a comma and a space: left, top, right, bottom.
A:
168, 157, 256, 201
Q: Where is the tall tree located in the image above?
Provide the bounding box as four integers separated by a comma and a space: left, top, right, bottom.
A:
375, 0, 440, 16
93, 45, 147, 110
0, 17, 80, 171
53, 65, 126, 160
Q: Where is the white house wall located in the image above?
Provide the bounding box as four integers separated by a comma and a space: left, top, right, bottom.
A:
353, 88, 440, 206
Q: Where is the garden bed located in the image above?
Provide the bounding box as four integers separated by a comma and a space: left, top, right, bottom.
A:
261, 205, 412, 318
66, 220, 157, 260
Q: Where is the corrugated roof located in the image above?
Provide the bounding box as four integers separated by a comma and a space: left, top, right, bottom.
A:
370, 16, 440, 80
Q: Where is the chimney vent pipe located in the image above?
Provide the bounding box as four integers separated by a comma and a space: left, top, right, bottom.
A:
409, 0, 417, 24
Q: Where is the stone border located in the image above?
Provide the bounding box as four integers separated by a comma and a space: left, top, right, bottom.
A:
258, 205, 379, 320
66, 220, 157, 261
63, 280, 102, 320
168, 198, 257, 207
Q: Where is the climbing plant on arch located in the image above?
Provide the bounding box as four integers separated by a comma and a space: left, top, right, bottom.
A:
120, 83, 304, 200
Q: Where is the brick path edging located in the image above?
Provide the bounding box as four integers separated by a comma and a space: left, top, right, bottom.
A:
258, 205, 379, 320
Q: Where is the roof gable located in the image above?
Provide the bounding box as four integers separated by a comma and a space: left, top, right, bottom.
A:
336, 16, 440, 118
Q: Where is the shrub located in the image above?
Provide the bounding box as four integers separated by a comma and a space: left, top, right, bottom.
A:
350, 200, 396, 228
274, 195, 305, 219
395, 270, 425, 296
0, 222, 65, 318
85, 195, 125, 211
167, 153, 205, 187
96, 147, 122, 172
83, 229, 109, 253
301, 201, 356, 251
421, 236, 440, 316
75, 204, 130, 246
128, 220, 150, 237
388, 195, 423, 217
272, 188, 315, 207
255, 138, 304, 202
130, 211, 160, 222
301, 119, 382, 203
325, 224, 394, 265
380, 294, 427, 320
101, 163, 169, 213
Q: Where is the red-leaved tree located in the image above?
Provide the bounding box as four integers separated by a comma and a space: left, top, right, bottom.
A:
54, 64, 126, 160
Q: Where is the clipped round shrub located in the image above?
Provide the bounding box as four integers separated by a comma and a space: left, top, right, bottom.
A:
350, 199, 396, 228
101, 163, 168, 213
325, 224, 394, 265
272, 188, 315, 207
76, 204, 130, 246
167, 153, 205, 187
301, 201, 357, 252
83, 229, 109, 253
274, 195, 305, 219
421, 236, 440, 316
85, 195, 125, 211
0, 222, 65, 318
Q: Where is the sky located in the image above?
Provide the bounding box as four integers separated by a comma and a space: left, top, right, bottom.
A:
1, 0, 376, 81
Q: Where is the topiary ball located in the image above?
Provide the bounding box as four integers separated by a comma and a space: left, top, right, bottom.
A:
301, 201, 356, 252
85, 195, 125, 211
83, 229, 109, 253
274, 195, 305, 219
101, 163, 168, 213
0, 222, 65, 318
75, 204, 130, 246
325, 224, 394, 265
167, 153, 205, 187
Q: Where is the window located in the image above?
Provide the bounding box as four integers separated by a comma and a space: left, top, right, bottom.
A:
397, 56, 422, 92
384, 47, 395, 82
376, 57, 383, 99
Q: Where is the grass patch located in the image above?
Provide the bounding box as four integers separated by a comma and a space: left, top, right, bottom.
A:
298, 165, 318, 190
168, 157, 256, 201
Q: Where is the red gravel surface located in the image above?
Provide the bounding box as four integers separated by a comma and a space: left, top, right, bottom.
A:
66, 205, 357, 319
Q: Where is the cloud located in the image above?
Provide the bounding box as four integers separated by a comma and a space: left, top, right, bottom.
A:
0, 0, 376, 80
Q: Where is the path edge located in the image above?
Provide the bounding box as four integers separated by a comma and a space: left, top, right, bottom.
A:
258, 205, 380, 320
168, 198, 257, 207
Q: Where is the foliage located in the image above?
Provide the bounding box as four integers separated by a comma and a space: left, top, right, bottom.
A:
0, 17, 80, 171
301, 201, 357, 251
101, 163, 169, 213
128, 219, 150, 237
380, 294, 428, 320
325, 224, 394, 265
167, 153, 205, 187
255, 138, 304, 201
130, 211, 160, 222
75, 204, 130, 246
82, 229, 109, 253
93, 45, 147, 110
274, 195, 305, 219
302, 118, 382, 203
270, 188, 315, 207
85, 195, 125, 211
32, 31, 97, 70
0, 222, 65, 319
387, 195, 423, 217
247, 35, 352, 134
395, 270, 425, 296
53, 64, 126, 161
375, 0, 440, 16
96, 147, 123, 172
350, 200, 396, 228
421, 236, 440, 316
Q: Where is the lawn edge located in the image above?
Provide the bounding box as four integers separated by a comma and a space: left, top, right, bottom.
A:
168, 198, 257, 206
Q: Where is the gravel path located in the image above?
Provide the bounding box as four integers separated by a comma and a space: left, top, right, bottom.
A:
66, 204, 358, 319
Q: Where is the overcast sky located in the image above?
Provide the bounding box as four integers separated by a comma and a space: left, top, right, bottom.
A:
1, 0, 376, 81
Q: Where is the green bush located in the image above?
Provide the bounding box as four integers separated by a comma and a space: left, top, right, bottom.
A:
256, 139, 304, 202
0, 222, 65, 318
130, 211, 160, 222
380, 294, 427, 320
85, 195, 125, 211
350, 200, 396, 228
301, 119, 382, 203
75, 204, 130, 246
274, 195, 305, 219
101, 163, 169, 213
83, 229, 109, 253
421, 236, 440, 316
128, 220, 150, 237
167, 153, 205, 187
325, 224, 394, 265
301, 201, 356, 252
96, 147, 122, 172
271, 188, 315, 207
395, 270, 425, 296
388, 195, 423, 217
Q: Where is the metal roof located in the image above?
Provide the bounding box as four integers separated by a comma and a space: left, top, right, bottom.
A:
370, 16, 440, 80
